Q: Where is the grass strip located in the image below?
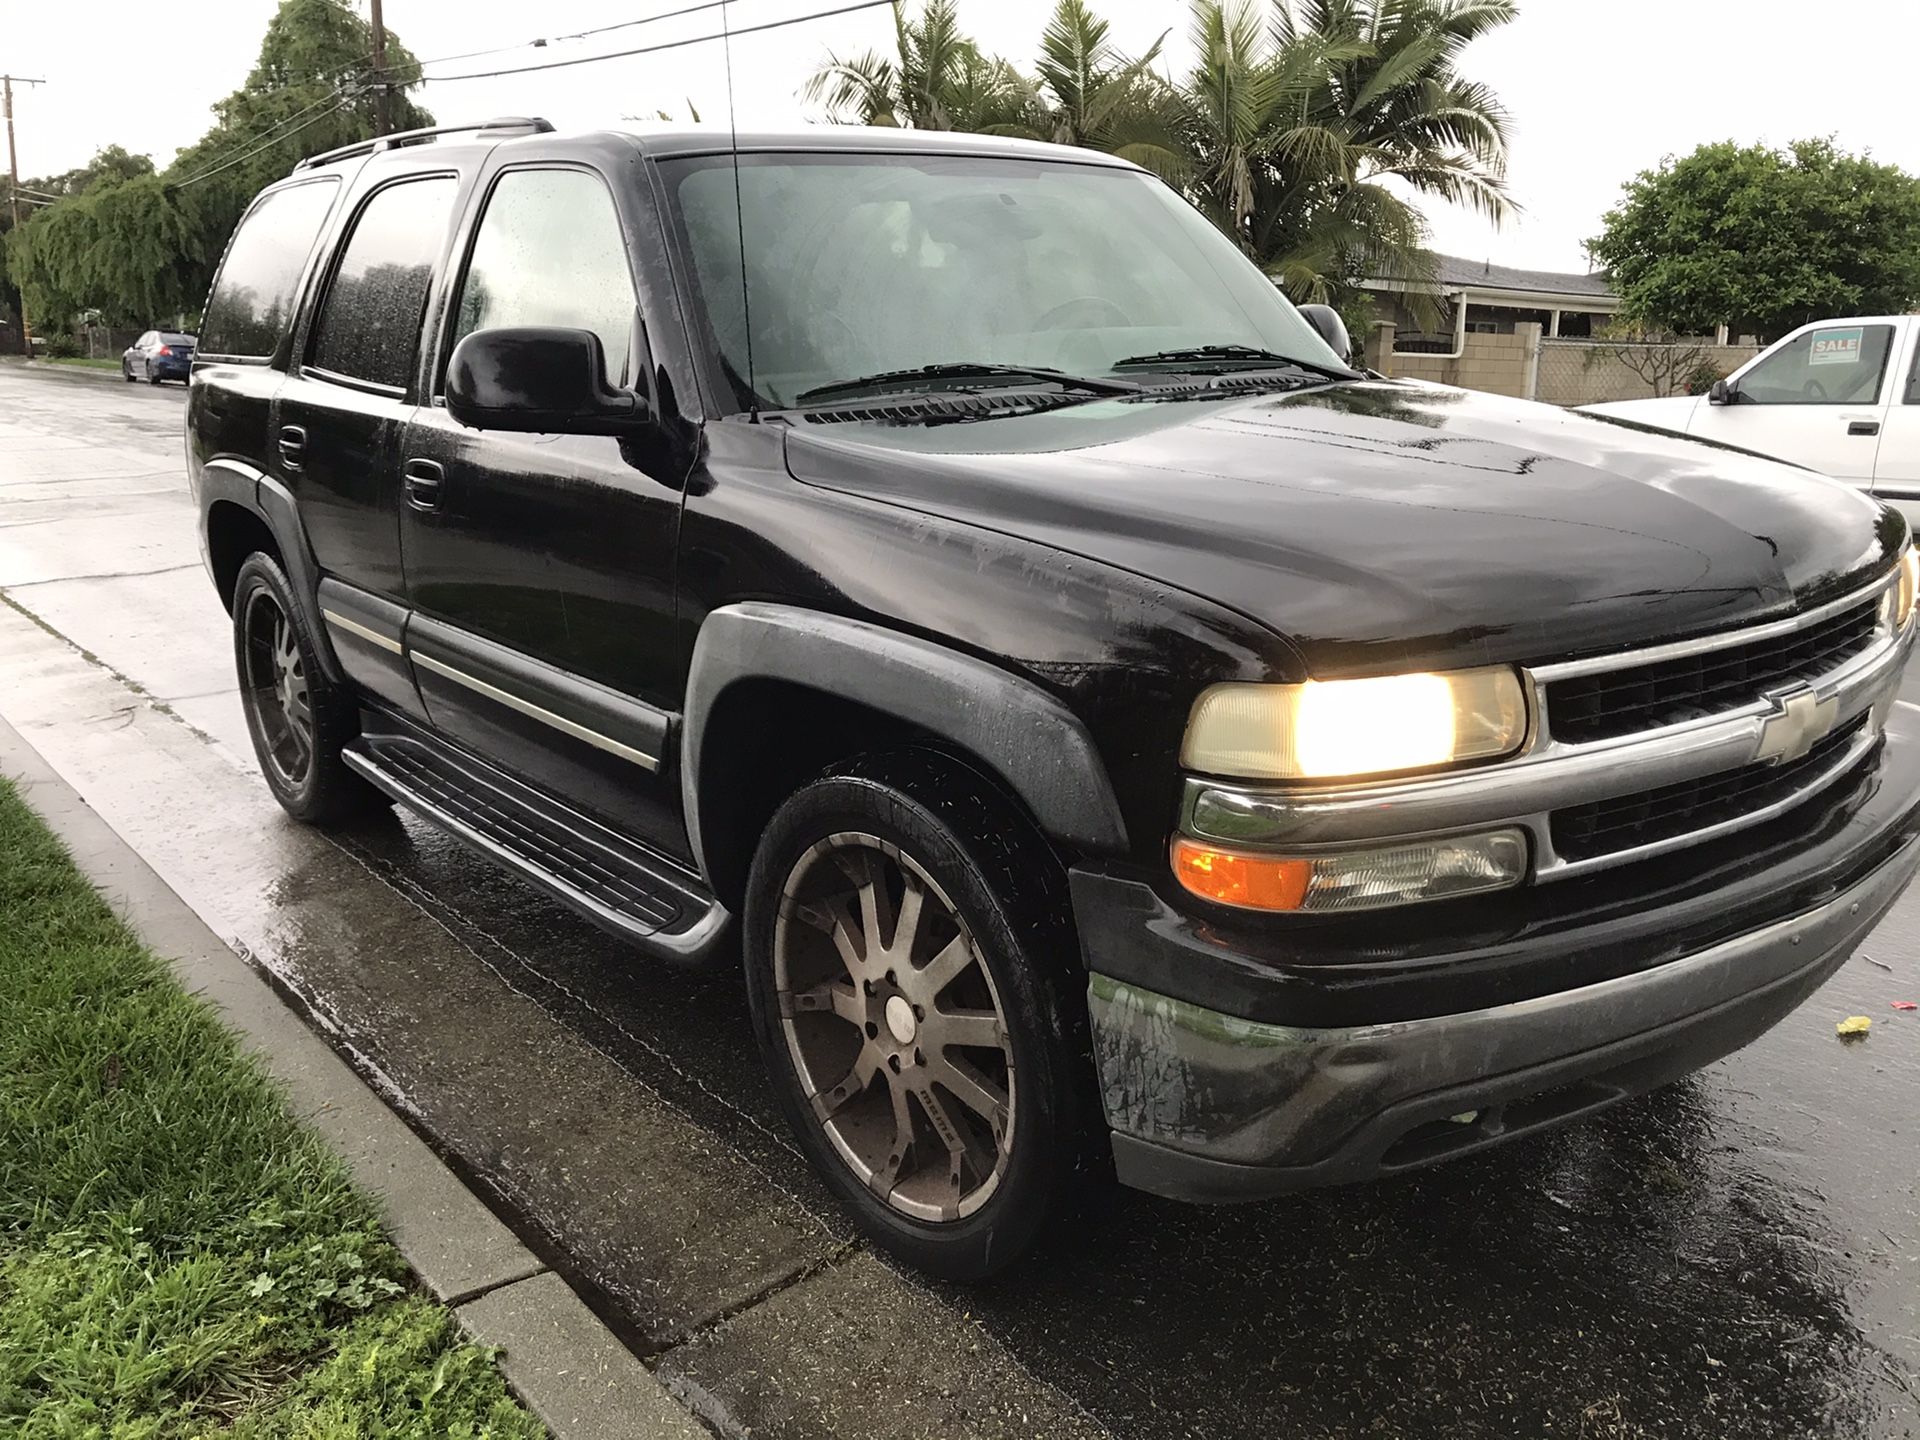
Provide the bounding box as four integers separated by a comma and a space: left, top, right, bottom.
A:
0, 777, 545, 1437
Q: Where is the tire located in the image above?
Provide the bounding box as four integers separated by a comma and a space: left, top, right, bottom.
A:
231, 552, 383, 824
147, 369, 162, 386
122, 362, 136, 382
743, 749, 1098, 1281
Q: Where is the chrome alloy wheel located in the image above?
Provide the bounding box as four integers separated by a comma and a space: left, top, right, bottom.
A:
241, 590, 314, 788
773, 832, 1016, 1222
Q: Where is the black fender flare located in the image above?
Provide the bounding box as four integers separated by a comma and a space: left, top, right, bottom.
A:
200, 459, 346, 684
680, 603, 1130, 882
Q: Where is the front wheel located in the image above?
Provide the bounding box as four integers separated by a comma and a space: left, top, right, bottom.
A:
743, 751, 1097, 1281
232, 552, 383, 824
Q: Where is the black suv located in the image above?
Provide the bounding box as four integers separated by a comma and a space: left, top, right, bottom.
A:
189, 118, 1920, 1280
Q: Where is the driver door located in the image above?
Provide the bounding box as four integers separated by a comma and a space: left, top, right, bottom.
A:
398, 157, 691, 859
1690, 321, 1896, 487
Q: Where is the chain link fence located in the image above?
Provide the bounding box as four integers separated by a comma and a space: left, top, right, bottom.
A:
1533, 338, 1761, 407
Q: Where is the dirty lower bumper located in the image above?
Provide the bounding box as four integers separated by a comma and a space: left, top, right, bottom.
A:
1084, 727, 1920, 1204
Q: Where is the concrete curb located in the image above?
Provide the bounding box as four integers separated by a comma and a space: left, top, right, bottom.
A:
0, 713, 707, 1440
1, 358, 147, 385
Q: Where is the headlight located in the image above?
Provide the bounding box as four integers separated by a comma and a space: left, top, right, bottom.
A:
1899, 546, 1918, 630
1180, 667, 1528, 781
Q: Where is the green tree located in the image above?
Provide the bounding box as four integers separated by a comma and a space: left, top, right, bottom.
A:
2, 149, 158, 339
5, 0, 431, 332
802, 0, 1030, 131
1590, 138, 1920, 341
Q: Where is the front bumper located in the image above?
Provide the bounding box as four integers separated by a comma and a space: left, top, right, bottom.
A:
1081, 708, 1920, 1202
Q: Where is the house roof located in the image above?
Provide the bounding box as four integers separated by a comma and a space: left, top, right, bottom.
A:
1367, 252, 1617, 301
1435, 254, 1615, 297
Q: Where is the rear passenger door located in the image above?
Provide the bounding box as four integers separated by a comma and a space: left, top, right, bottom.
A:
274, 171, 460, 716
399, 155, 690, 856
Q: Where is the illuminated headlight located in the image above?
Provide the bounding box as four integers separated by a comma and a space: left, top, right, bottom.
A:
1172, 829, 1529, 913
1180, 668, 1528, 781
1894, 546, 1919, 631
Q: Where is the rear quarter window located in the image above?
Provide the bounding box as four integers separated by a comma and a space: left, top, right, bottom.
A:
200, 179, 341, 362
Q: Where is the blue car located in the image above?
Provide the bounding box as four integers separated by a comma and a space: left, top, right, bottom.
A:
121, 330, 195, 385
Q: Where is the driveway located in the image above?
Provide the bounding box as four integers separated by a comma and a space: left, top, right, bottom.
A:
2, 360, 1916, 1439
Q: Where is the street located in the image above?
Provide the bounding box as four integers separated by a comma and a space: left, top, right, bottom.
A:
2, 359, 1916, 1438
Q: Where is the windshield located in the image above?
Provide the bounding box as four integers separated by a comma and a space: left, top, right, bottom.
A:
660, 151, 1346, 410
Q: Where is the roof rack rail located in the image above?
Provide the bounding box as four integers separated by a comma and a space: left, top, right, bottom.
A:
295, 116, 554, 171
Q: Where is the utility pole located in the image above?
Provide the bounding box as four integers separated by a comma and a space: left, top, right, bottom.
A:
368, 0, 389, 136
3, 74, 46, 354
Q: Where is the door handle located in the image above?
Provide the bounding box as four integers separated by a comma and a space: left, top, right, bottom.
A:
403, 458, 445, 512
277, 425, 307, 471
1847, 420, 1881, 436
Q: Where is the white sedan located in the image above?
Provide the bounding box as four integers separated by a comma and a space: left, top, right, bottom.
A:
1582, 314, 1920, 522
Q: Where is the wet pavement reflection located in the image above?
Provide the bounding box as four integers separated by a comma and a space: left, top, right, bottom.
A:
332, 803, 1920, 1439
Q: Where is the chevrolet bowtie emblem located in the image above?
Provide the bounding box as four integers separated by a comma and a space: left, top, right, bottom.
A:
1753, 687, 1839, 765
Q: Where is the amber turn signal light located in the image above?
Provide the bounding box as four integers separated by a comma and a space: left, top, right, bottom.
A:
1172, 829, 1530, 914
1171, 838, 1312, 911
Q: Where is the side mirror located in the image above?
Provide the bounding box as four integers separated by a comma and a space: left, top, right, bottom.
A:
1297, 303, 1352, 366
446, 327, 649, 434
1707, 378, 1734, 406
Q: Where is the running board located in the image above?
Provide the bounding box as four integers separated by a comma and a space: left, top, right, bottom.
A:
343, 733, 731, 965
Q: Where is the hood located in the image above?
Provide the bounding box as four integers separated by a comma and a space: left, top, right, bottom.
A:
782, 380, 1904, 677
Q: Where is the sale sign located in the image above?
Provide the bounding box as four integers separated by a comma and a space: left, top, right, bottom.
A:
1809, 327, 1863, 366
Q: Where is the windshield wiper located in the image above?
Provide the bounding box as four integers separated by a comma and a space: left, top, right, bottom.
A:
795, 362, 1137, 405
1113, 344, 1358, 381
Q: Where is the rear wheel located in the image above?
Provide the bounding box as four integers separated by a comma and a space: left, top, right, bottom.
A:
232, 552, 382, 824
744, 751, 1096, 1281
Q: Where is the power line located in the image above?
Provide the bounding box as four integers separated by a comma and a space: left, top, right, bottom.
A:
168, 94, 356, 190
414, 0, 895, 84
164, 84, 361, 189
387, 0, 757, 82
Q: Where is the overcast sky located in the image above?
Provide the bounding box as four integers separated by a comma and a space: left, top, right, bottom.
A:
8, 0, 1920, 275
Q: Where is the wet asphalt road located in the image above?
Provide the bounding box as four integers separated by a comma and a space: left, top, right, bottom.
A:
2, 360, 1917, 1438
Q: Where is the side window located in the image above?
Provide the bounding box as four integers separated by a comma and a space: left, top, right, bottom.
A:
450, 168, 636, 387
1738, 323, 1895, 405
310, 176, 458, 390
200, 180, 340, 360
1906, 332, 1920, 405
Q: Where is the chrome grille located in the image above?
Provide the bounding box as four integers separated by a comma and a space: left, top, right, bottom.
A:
1544, 597, 1881, 744
1550, 715, 1871, 862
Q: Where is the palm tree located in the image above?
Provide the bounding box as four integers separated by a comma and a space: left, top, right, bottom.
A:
1027, 0, 1183, 177
1174, 0, 1516, 307
801, 0, 1030, 132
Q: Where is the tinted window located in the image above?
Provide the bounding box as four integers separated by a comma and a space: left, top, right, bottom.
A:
200, 180, 339, 360
1906, 335, 1920, 405
311, 176, 457, 389
1739, 323, 1894, 405
451, 168, 636, 386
